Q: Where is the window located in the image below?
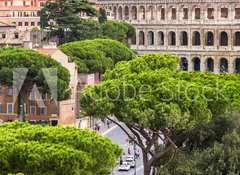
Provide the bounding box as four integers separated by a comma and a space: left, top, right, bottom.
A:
195, 8, 200, 19
23, 1, 26, 6
31, 1, 33, 6
5, 2, 8, 6
161, 8, 165, 19
7, 103, 14, 114
235, 8, 240, 19
7, 86, 13, 96
14, 33, 19, 39
2, 33, 6, 38
0, 86, 2, 95
183, 8, 188, 19
42, 93, 47, 100
30, 106, 36, 114
25, 22, 29, 26
38, 22, 41, 26
0, 104, 2, 113
40, 107, 46, 115
18, 22, 22, 26
207, 8, 214, 19
30, 90, 36, 100
172, 8, 176, 19
221, 8, 228, 18
31, 22, 35, 26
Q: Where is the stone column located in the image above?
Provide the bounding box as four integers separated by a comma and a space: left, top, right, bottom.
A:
200, 57, 206, 72
214, 57, 219, 73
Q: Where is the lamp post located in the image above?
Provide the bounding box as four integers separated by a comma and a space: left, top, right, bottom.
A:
133, 142, 137, 175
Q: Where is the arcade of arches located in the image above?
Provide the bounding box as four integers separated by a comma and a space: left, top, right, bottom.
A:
179, 57, 240, 73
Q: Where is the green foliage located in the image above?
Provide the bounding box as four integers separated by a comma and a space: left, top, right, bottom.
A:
60, 39, 136, 73
0, 121, 122, 175
159, 111, 240, 174
159, 131, 240, 175
100, 20, 128, 44
80, 53, 240, 174
0, 46, 71, 101
98, 8, 107, 23
41, 0, 97, 44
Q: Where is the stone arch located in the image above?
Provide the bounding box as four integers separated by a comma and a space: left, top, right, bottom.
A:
180, 57, 188, 71
220, 58, 228, 73
192, 57, 201, 71
148, 6, 155, 20
220, 5, 228, 18
131, 6, 137, 20
192, 31, 201, 46
158, 6, 165, 20
192, 5, 201, 19
124, 6, 129, 20
147, 31, 154, 45
206, 58, 214, 72
234, 32, 240, 46
118, 6, 123, 20
220, 31, 228, 46
168, 31, 176, 46
113, 6, 117, 19
206, 31, 214, 46
235, 58, 240, 73
169, 6, 177, 20
157, 31, 164, 46
139, 6, 146, 20
139, 31, 145, 45
180, 31, 188, 46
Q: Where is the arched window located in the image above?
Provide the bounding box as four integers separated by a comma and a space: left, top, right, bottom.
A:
234, 32, 240, 46
147, 31, 154, 45
206, 58, 214, 72
180, 31, 188, 46
157, 32, 164, 46
139, 31, 145, 45
158, 6, 165, 20
235, 58, 240, 73
168, 31, 176, 46
220, 58, 228, 73
206, 32, 214, 46
139, 6, 146, 20
220, 32, 228, 46
124, 6, 129, 20
118, 6, 123, 20
180, 58, 188, 71
113, 6, 117, 19
131, 6, 137, 20
148, 6, 154, 20
192, 57, 201, 71
192, 31, 201, 46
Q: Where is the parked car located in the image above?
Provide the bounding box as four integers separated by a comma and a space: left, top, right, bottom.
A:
118, 162, 130, 171
125, 159, 135, 168
123, 155, 134, 161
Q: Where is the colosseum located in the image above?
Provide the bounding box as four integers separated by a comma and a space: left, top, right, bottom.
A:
98, 0, 240, 73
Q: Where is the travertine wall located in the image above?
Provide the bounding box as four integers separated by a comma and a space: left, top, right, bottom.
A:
98, 0, 240, 73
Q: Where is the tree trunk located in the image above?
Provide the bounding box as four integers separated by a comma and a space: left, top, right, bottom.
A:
143, 150, 151, 175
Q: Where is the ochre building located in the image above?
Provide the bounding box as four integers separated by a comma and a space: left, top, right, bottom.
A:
98, 0, 240, 73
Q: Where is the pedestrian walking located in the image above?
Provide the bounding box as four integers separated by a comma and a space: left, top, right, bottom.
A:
107, 120, 110, 129
128, 147, 131, 155
137, 149, 140, 159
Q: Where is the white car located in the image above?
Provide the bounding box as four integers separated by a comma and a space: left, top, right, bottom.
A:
125, 159, 135, 168
118, 162, 130, 171
123, 155, 134, 161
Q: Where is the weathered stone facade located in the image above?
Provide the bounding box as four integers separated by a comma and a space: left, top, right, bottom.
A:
98, 0, 240, 73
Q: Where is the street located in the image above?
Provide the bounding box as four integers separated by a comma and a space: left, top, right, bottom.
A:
100, 123, 144, 175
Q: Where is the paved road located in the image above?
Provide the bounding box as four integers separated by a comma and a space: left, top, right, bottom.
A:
99, 123, 144, 175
